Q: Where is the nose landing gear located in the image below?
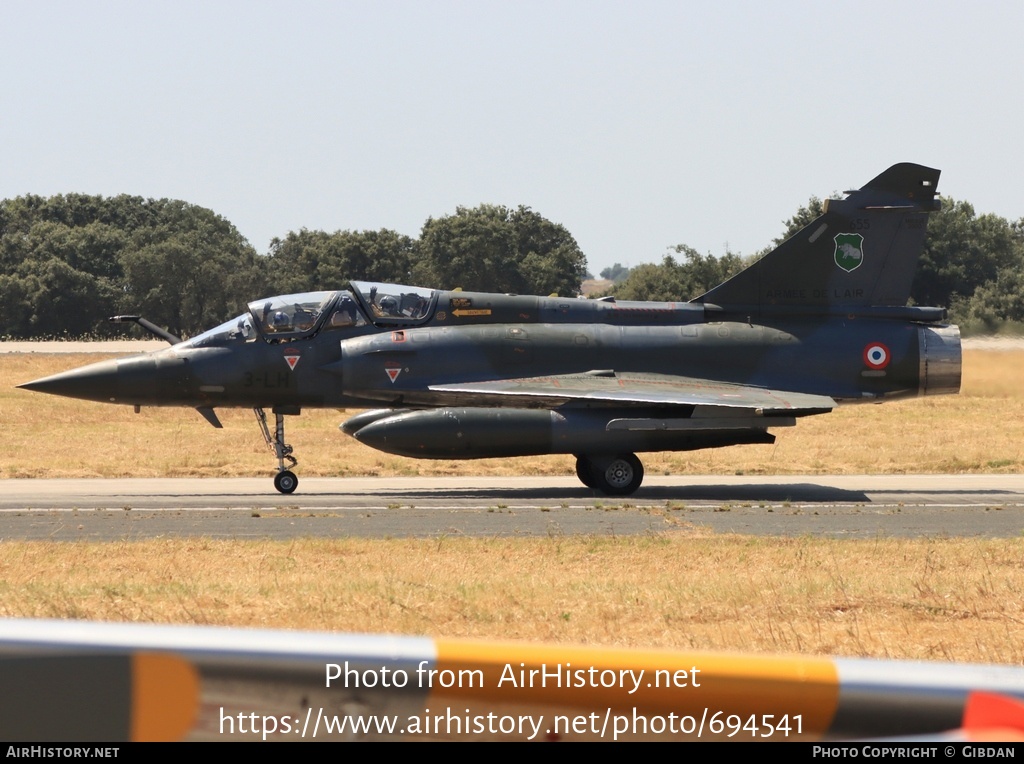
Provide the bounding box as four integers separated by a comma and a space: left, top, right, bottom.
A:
255, 407, 299, 494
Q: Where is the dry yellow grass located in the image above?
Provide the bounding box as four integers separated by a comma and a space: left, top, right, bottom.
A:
3, 348, 1023, 478
1, 535, 1022, 664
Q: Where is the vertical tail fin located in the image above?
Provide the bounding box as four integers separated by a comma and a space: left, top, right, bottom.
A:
696, 163, 941, 312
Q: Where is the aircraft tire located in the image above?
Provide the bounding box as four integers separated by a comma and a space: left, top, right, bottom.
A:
274, 470, 299, 494
592, 453, 644, 496
574, 455, 598, 489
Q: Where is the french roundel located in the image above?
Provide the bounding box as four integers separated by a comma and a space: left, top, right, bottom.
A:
863, 343, 891, 370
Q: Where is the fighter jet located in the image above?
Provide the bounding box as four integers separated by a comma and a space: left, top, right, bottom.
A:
18, 163, 961, 496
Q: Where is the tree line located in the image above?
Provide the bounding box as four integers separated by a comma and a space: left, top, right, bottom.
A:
0, 191, 1021, 338
0, 196, 585, 338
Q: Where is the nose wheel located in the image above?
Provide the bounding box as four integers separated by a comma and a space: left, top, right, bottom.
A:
274, 470, 298, 494
256, 408, 299, 494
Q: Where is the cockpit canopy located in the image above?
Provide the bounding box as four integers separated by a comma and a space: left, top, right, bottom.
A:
250, 291, 337, 338
180, 283, 439, 349
350, 281, 435, 322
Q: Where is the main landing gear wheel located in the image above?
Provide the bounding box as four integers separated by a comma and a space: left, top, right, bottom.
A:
577, 453, 644, 496
255, 407, 300, 494
274, 470, 298, 494
575, 455, 597, 489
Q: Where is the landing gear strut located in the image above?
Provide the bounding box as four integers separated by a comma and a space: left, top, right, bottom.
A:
255, 407, 298, 494
575, 453, 645, 496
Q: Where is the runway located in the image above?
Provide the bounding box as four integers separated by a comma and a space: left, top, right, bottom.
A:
1, 474, 1022, 540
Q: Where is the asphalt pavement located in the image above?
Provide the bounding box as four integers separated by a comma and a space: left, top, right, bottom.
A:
1, 475, 1021, 540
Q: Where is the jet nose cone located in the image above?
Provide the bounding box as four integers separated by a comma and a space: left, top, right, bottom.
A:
18, 359, 122, 402
18, 354, 196, 405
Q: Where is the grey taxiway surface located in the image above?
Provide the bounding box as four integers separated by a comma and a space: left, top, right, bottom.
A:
0, 475, 1022, 541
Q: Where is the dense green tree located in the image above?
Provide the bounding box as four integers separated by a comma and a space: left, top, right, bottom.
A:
0, 273, 33, 336
119, 201, 265, 336
7, 257, 120, 337
599, 263, 631, 283
608, 246, 745, 302
912, 198, 1023, 310
512, 206, 589, 296
413, 204, 587, 296
266, 228, 415, 294
953, 269, 1024, 330
0, 194, 265, 338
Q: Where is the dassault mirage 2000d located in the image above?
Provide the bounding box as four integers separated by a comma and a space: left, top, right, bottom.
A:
19, 163, 961, 495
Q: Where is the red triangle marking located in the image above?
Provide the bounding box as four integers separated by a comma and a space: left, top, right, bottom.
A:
284, 354, 300, 370
385, 367, 401, 383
